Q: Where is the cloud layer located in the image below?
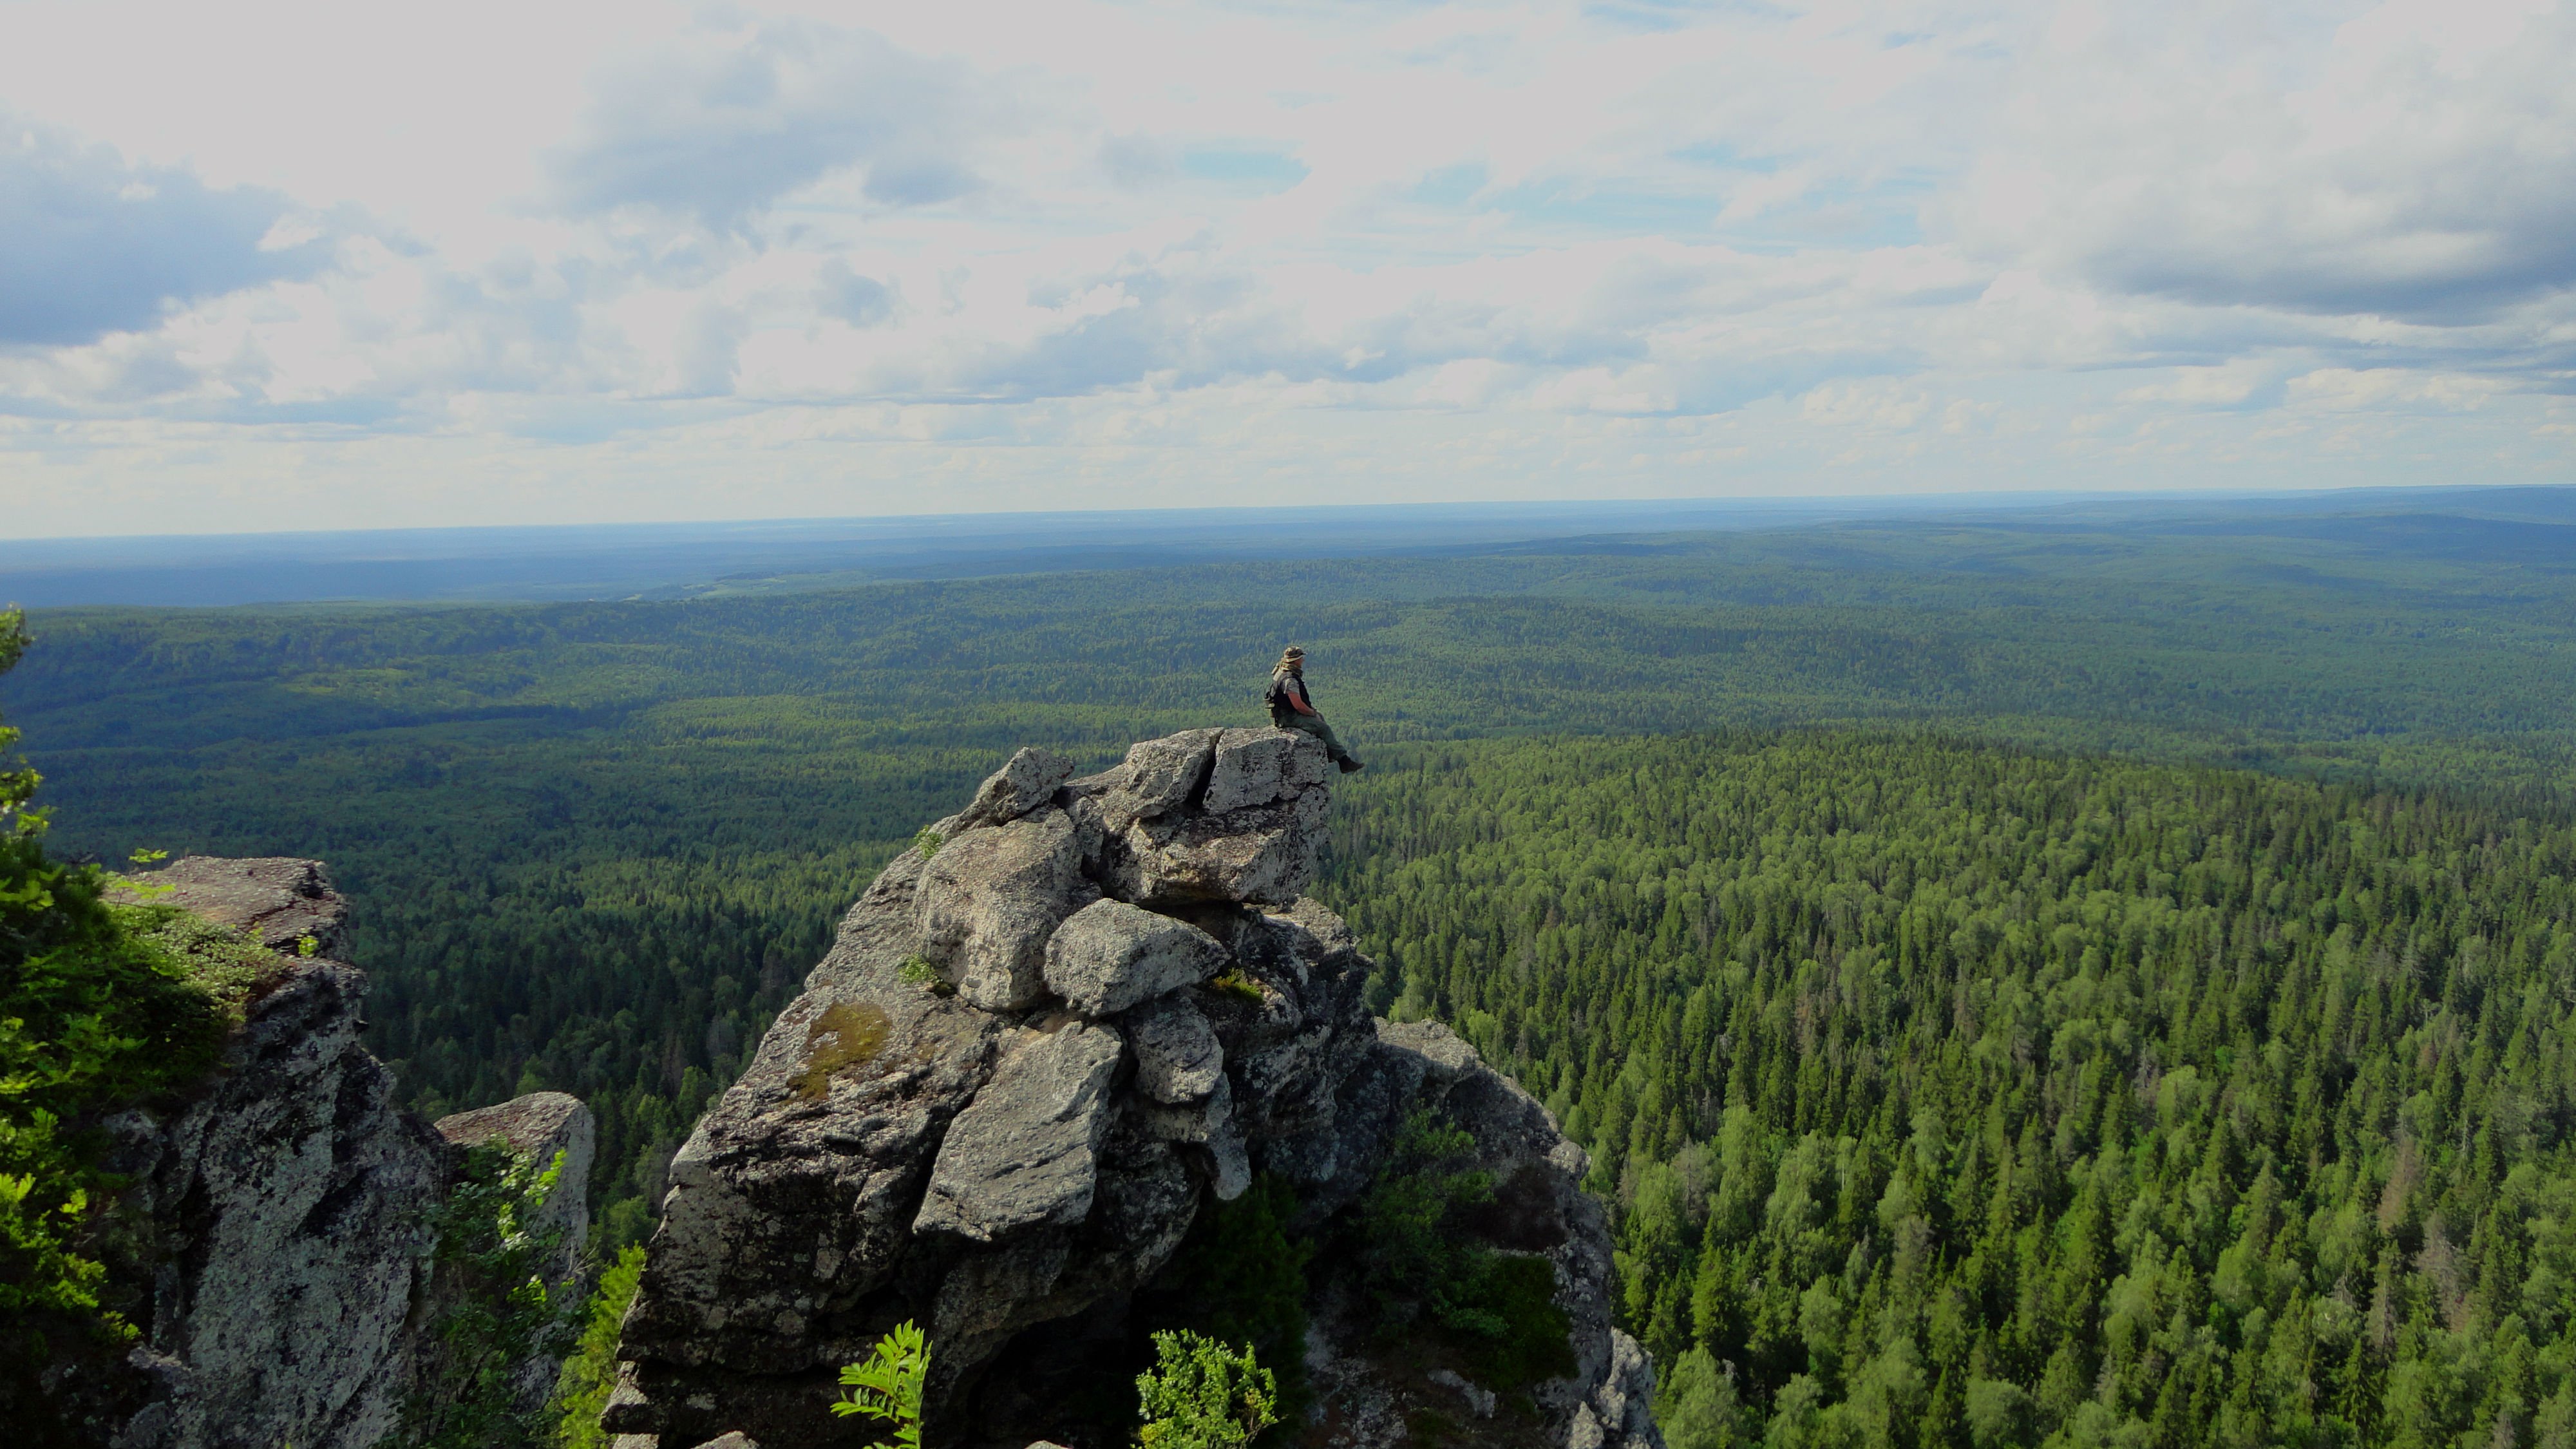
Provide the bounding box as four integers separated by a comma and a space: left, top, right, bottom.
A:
0, 0, 2567, 534
0, 115, 331, 346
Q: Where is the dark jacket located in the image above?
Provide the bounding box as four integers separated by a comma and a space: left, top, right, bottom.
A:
1265, 668, 1311, 726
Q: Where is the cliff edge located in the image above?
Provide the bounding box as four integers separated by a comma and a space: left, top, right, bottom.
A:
65, 858, 593, 1449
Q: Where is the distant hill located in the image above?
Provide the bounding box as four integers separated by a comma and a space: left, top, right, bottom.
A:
10, 485, 2573, 607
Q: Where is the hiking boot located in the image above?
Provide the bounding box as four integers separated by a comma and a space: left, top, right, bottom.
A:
1339, 758, 1365, 773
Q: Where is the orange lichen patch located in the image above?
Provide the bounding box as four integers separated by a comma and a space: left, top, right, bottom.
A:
792, 1000, 893, 1099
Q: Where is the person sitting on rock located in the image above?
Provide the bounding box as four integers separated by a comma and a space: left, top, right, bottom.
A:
1266, 645, 1363, 773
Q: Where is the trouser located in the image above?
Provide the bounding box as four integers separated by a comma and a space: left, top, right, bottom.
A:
1278, 711, 1359, 767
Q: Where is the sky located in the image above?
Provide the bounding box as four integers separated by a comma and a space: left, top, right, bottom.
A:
0, 0, 2570, 537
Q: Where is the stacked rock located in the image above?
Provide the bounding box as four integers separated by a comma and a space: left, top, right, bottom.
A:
605, 728, 1660, 1449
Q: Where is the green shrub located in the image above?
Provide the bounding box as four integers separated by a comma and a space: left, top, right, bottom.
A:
912, 828, 944, 860
1355, 1111, 1492, 1332
0, 609, 240, 1374
1136, 1331, 1276, 1449
831, 1319, 928, 1448
403, 1141, 582, 1449
549, 1243, 646, 1448
1149, 1175, 1312, 1436
1353, 1109, 1573, 1392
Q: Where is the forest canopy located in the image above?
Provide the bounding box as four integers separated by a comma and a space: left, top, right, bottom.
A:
1326, 732, 2576, 1448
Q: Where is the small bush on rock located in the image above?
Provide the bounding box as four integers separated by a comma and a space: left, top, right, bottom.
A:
403, 1141, 581, 1449
1354, 1109, 1573, 1393
0, 610, 242, 1400
831, 1319, 927, 1448
1136, 1331, 1276, 1449
896, 956, 949, 995
549, 1242, 645, 1449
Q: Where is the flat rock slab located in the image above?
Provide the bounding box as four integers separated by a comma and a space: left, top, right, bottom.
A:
914, 1021, 1125, 1244
1043, 900, 1228, 1018
916, 810, 1086, 1011
140, 855, 350, 957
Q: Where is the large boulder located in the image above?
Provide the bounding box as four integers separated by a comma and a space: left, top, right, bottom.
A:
956, 748, 1077, 829
915, 809, 1088, 1010
914, 1021, 1124, 1243
1041, 900, 1228, 1018
1083, 729, 1223, 832
1202, 726, 1332, 813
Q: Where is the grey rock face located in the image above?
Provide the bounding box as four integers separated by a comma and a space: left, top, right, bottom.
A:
1132, 1077, 1251, 1202
1202, 726, 1332, 814
956, 748, 1076, 829
1569, 1331, 1663, 1449
617, 850, 1013, 1381
107, 960, 448, 1449
1117, 790, 1327, 905
1087, 728, 1222, 831
914, 1021, 1124, 1244
915, 809, 1087, 1010
611, 732, 1653, 1449
1041, 899, 1228, 1018
1122, 993, 1224, 1104
95, 858, 592, 1449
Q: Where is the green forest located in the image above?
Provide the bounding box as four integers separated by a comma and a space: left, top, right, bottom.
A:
10, 501, 2576, 1444
1329, 732, 2576, 1447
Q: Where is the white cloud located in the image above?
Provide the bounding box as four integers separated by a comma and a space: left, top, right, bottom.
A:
0, 0, 2568, 535
0, 113, 336, 346
1953, 0, 2576, 323
543, 17, 1011, 230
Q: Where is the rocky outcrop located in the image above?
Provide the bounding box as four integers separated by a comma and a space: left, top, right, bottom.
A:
79, 858, 592, 1449
609, 730, 1661, 1449
432, 1090, 600, 1414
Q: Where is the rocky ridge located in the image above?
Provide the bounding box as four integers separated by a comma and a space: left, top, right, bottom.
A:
81, 859, 594, 1449
609, 728, 1662, 1448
